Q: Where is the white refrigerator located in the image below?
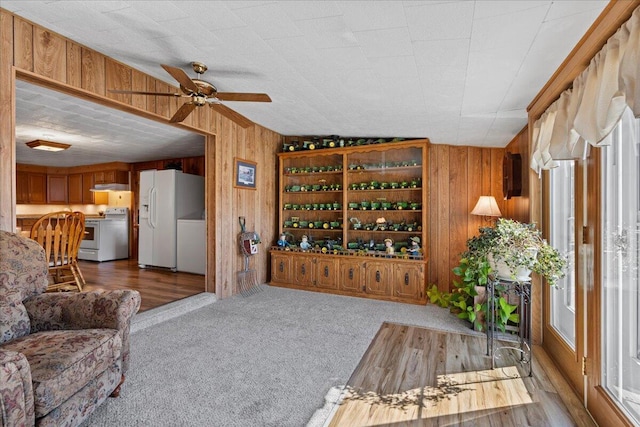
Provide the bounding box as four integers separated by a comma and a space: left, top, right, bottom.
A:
138, 169, 204, 271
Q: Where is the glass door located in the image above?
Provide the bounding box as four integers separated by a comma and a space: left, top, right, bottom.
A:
544, 159, 584, 395
596, 107, 640, 425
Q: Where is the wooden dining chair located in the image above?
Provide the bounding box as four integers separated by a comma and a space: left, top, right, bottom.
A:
30, 211, 86, 292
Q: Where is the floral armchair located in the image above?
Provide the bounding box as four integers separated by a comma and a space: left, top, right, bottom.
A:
0, 230, 141, 426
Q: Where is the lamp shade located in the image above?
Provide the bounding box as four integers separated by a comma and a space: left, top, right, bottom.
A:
470, 196, 502, 217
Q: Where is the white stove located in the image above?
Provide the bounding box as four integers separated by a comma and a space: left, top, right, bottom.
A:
78, 207, 129, 262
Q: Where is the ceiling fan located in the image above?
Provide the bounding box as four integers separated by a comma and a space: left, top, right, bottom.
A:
109, 62, 271, 127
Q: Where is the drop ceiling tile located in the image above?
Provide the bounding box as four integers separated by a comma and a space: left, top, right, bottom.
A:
231, 3, 303, 40
413, 38, 470, 68
283, 1, 342, 20
128, 1, 189, 23
473, 1, 550, 20
406, 1, 474, 41
369, 56, 418, 79
545, 0, 609, 22
177, 1, 247, 30
470, 4, 548, 53
296, 16, 358, 49
338, 1, 408, 32
354, 27, 413, 58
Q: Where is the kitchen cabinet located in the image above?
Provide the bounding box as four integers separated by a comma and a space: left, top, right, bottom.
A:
82, 172, 94, 204
94, 170, 128, 185
47, 174, 68, 204
16, 171, 46, 204
68, 173, 83, 204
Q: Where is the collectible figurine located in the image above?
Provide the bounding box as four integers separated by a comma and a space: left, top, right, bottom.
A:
277, 233, 290, 248
384, 238, 394, 256
408, 236, 421, 257
299, 235, 312, 250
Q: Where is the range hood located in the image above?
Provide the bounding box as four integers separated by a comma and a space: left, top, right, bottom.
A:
90, 183, 130, 192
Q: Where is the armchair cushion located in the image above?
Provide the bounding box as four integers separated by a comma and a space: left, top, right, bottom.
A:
2, 329, 122, 417
0, 350, 35, 426
0, 230, 48, 300
0, 282, 31, 344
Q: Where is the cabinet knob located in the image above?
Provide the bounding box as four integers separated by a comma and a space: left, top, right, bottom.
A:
301, 264, 306, 275
279, 261, 284, 273
405, 272, 410, 285
349, 268, 354, 280
324, 266, 329, 277
376, 271, 381, 282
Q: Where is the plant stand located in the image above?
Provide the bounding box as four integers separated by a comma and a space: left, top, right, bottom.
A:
486, 277, 532, 377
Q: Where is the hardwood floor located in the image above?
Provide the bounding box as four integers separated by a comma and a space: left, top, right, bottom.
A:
78, 259, 205, 312
329, 322, 595, 427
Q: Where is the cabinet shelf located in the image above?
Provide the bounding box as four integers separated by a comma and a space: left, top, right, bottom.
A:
348, 188, 421, 193
349, 229, 421, 234
283, 190, 343, 195
347, 165, 422, 173
274, 138, 429, 304
284, 170, 343, 177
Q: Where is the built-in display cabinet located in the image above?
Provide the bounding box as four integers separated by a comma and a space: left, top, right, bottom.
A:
270, 139, 429, 304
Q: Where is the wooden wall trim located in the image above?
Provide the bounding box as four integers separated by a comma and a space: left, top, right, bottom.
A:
527, 0, 639, 121
0, 9, 15, 230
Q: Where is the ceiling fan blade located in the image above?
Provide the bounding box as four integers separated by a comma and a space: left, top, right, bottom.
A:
109, 89, 186, 97
215, 92, 272, 102
161, 64, 200, 94
170, 102, 197, 123
210, 103, 253, 128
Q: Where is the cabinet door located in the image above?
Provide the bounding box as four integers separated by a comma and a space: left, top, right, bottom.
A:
293, 255, 315, 287
16, 171, 29, 204
339, 259, 364, 293
28, 173, 47, 204
394, 263, 424, 300
94, 171, 105, 184
315, 257, 338, 290
47, 174, 68, 204
364, 261, 392, 296
82, 172, 95, 204
271, 253, 292, 284
68, 173, 83, 204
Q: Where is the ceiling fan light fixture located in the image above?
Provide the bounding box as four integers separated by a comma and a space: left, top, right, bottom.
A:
26, 139, 71, 152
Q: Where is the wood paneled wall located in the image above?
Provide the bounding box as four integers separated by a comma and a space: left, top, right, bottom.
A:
428, 126, 529, 293
0, 8, 282, 298
428, 144, 505, 292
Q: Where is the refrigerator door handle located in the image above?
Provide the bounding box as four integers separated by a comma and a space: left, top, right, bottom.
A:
150, 187, 158, 229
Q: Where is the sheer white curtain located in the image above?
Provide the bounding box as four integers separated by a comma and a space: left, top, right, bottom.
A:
531, 6, 640, 173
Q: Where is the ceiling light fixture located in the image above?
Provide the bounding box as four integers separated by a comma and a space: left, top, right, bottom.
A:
26, 139, 71, 152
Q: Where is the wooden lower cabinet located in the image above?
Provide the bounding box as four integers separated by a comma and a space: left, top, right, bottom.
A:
364, 261, 392, 297
270, 250, 426, 304
315, 257, 338, 290
271, 252, 292, 284
393, 263, 424, 300
293, 254, 315, 287
339, 259, 364, 293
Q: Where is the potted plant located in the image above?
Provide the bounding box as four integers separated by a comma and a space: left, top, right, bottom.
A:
427, 218, 567, 332
481, 218, 567, 286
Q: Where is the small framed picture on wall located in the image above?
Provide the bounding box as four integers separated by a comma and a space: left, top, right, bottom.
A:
234, 158, 257, 190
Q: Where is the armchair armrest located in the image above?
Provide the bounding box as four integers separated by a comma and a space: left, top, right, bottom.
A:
24, 290, 141, 333
0, 350, 35, 426
24, 290, 141, 373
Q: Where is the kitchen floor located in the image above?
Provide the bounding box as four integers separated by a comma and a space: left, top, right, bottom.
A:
79, 259, 205, 312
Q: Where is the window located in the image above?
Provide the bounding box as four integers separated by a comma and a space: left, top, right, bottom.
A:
601, 107, 640, 424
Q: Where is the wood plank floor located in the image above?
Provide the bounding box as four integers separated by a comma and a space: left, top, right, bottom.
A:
329, 322, 595, 427
78, 259, 205, 312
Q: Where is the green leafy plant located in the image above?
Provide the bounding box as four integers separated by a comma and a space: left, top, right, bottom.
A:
465, 218, 567, 286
